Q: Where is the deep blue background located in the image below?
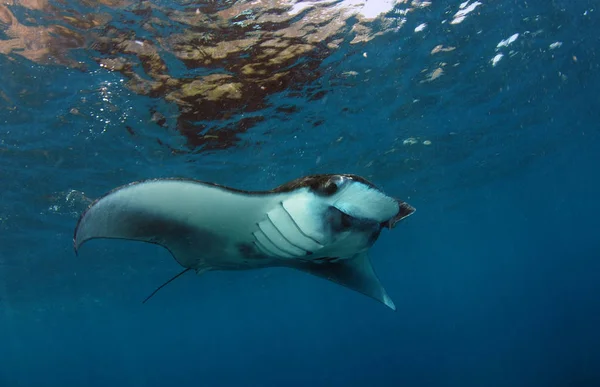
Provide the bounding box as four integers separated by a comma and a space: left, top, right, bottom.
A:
1, 1, 599, 386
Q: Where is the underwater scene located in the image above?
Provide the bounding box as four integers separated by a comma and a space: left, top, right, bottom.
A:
0, 0, 599, 386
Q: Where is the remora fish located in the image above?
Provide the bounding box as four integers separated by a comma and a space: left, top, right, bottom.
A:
73, 174, 415, 310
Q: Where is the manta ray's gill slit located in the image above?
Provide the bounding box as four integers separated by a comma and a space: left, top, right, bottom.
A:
252, 232, 292, 258
257, 220, 306, 257
265, 213, 311, 255
278, 202, 324, 247
252, 241, 273, 257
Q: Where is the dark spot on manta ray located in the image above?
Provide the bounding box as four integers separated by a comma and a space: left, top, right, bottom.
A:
313, 257, 341, 264
237, 243, 268, 260
113, 210, 227, 263
120, 211, 195, 239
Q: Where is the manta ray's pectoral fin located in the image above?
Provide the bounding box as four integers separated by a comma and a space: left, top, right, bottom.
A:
288, 252, 396, 310
72, 180, 228, 270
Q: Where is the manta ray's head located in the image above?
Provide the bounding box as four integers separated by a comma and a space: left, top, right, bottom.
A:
289, 174, 415, 249
309, 174, 414, 226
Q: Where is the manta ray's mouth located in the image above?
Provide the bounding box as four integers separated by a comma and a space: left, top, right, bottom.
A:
386, 201, 416, 229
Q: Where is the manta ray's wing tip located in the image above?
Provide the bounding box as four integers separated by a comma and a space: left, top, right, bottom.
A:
383, 293, 396, 311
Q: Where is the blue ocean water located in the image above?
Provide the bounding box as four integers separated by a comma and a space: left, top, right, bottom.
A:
1, 0, 599, 386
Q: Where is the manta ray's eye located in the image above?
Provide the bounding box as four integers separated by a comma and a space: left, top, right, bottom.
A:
310, 176, 346, 196
320, 180, 339, 195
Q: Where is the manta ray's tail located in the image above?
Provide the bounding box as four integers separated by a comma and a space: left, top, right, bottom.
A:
142, 268, 192, 304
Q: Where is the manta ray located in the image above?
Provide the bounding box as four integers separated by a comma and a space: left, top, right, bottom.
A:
73, 174, 415, 310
